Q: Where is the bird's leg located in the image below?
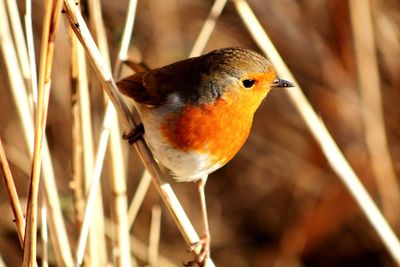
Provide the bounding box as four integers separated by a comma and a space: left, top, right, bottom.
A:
189, 176, 211, 265
122, 123, 144, 144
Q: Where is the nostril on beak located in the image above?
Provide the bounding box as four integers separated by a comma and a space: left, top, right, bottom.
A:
271, 79, 295, 88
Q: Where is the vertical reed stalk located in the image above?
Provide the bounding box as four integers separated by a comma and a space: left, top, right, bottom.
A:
75, 104, 113, 267
87, 0, 132, 264
69, 26, 85, 236
40, 199, 48, 267
114, 0, 138, 78
24, 0, 38, 107
22, 0, 64, 265
148, 205, 162, 266
4, 0, 31, 87
128, 172, 152, 228
189, 0, 228, 57
76, 26, 106, 267
349, 0, 400, 225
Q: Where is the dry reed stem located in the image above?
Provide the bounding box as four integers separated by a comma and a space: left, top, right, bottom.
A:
22, 0, 64, 265
69, 27, 85, 235
75, 104, 113, 267
372, 4, 400, 81
106, 122, 134, 266
189, 0, 228, 57
148, 205, 162, 267
233, 0, 400, 265
76, 37, 107, 266
0, 0, 34, 151
24, 0, 38, 107
114, 0, 138, 77
4, 0, 31, 86
0, 138, 25, 247
62, 1, 215, 264
77, 40, 94, 195
349, 0, 400, 225
87, 0, 132, 264
74, 18, 108, 266
40, 201, 48, 267
1, 0, 73, 264
128, 171, 152, 228
117, 0, 138, 61
41, 145, 74, 267
0, 140, 37, 267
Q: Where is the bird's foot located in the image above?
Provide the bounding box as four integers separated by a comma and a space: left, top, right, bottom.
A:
185, 232, 210, 267
122, 123, 144, 144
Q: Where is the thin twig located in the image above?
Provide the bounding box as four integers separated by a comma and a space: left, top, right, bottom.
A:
62, 1, 214, 264
69, 26, 85, 237
233, 0, 400, 265
128, 171, 152, 228
114, 0, 138, 77
189, 0, 228, 57
148, 205, 161, 267
76, 23, 107, 267
5, 0, 31, 86
349, 0, 400, 225
0, 0, 34, 151
24, 0, 38, 107
75, 104, 113, 267
0, 138, 25, 247
40, 199, 48, 267
87, 0, 132, 264
22, 0, 64, 266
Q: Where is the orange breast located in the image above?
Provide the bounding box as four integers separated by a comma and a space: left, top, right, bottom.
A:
160, 91, 263, 166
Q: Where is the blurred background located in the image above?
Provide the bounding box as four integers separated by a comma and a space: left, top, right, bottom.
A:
1, 0, 400, 266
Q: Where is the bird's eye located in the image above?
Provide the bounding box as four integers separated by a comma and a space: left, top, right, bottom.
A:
242, 79, 256, 89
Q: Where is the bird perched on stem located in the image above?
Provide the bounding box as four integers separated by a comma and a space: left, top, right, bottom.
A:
117, 47, 294, 266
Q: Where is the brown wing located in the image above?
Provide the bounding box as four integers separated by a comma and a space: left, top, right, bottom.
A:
117, 54, 225, 106
117, 56, 204, 106
117, 72, 161, 106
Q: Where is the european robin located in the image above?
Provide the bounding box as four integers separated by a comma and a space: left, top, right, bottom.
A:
117, 47, 294, 265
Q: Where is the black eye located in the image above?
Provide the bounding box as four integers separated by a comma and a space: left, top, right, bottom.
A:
242, 79, 256, 88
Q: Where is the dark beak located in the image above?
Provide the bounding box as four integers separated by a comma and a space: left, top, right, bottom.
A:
271, 78, 295, 88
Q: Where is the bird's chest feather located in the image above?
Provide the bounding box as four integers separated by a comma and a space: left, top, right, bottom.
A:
160, 96, 254, 166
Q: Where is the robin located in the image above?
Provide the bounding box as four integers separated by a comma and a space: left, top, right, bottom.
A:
117, 47, 294, 266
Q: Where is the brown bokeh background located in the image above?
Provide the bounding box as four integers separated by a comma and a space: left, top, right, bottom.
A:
1, 0, 400, 266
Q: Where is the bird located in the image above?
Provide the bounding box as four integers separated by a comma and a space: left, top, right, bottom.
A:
117, 47, 294, 266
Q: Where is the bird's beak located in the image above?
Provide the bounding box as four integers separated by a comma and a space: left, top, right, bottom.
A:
271, 78, 295, 88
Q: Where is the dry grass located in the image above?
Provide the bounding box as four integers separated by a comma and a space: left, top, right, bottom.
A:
0, 0, 399, 266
